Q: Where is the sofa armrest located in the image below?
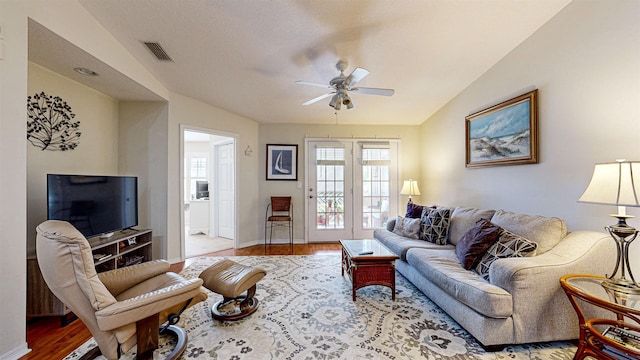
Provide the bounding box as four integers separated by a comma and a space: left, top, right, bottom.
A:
386, 218, 396, 231
490, 231, 614, 291
488, 230, 615, 343
95, 277, 204, 331
98, 259, 171, 297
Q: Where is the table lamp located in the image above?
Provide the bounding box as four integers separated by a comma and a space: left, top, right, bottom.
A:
400, 179, 421, 204
578, 160, 640, 297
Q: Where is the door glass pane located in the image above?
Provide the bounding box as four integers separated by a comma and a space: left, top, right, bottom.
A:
316, 148, 345, 229
361, 147, 390, 229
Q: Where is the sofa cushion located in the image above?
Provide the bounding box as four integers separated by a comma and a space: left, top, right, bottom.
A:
490, 210, 566, 255
474, 228, 538, 281
373, 228, 453, 261
392, 216, 421, 239
406, 248, 513, 318
456, 219, 501, 270
447, 206, 496, 245
420, 206, 451, 245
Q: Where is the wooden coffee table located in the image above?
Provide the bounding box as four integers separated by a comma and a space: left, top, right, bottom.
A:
340, 239, 399, 301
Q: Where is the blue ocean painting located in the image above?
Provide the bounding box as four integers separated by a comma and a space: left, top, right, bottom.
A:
469, 100, 530, 139
468, 99, 532, 162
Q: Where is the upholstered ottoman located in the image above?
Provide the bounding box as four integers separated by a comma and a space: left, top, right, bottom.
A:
199, 259, 266, 320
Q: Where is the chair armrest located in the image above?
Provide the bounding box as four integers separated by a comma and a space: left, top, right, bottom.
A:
98, 260, 171, 296
95, 277, 204, 331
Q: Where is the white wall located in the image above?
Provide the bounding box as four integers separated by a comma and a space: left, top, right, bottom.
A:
119, 101, 169, 260
258, 123, 423, 242
26, 62, 120, 255
1, 2, 171, 357
420, 0, 640, 274
0, 3, 29, 358
167, 93, 260, 259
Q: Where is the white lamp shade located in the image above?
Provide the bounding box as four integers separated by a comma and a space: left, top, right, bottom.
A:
400, 180, 421, 196
579, 161, 640, 207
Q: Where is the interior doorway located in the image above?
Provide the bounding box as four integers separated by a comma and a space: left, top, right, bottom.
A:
181, 127, 236, 257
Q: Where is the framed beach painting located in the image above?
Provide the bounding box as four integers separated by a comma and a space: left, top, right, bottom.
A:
266, 144, 298, 180
465, 89, 538, 168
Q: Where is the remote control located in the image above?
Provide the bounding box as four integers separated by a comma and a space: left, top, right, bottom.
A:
358, 251, 374, 255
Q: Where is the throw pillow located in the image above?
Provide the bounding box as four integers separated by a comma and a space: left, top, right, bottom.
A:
392, 216, 421, 239
405, 203, 425, 219
420, 207, 452, 245
455, 219, 501, 270
474, 228, 538, 281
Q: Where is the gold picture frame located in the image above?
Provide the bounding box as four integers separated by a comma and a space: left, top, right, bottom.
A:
465, 89, 538, 168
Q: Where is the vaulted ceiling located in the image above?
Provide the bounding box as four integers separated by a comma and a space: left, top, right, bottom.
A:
30, 0, 571, 125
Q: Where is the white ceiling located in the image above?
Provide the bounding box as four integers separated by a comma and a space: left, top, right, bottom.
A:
31, 1, 571, 126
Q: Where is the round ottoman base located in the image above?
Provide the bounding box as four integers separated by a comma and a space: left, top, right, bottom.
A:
211, 292, 260, 321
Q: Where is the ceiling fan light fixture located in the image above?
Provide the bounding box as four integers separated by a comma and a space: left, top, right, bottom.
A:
329, 94, 339, 109
297, 59, 394, 110
342, 93, 352, 107
333, 98, 342, 110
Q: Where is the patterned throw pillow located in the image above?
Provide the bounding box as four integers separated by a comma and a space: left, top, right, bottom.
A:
474, 228, 538, 281
420, 207, 451, 245
392, 216, 421, 239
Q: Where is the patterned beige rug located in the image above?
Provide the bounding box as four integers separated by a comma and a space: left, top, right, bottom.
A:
66, 255, 577, 359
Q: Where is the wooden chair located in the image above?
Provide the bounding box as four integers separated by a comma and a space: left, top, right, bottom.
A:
264, 196, 293, 251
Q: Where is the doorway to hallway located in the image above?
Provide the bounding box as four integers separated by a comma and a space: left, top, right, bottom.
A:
181, 127, 236, 257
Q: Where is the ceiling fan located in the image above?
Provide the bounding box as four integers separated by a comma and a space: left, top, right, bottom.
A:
296, 59, 394, 110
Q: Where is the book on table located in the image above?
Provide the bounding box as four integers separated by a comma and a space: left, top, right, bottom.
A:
601, 326, 640, 359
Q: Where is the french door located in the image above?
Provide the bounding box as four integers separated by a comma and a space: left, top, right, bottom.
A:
306, 139, 398, 242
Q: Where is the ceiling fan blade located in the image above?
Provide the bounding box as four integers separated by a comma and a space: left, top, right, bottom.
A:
296, 80, 331, 89
302, 92, 335, 106
345, 67, 369, 87
353, 87, 395, 96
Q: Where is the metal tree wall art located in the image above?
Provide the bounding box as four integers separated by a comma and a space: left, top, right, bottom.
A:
27, 91, 81, 151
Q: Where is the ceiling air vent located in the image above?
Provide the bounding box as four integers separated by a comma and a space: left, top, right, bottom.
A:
142, 41, 174, 62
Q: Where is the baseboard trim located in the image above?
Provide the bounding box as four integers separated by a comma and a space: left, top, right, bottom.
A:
0, 342, 30, 360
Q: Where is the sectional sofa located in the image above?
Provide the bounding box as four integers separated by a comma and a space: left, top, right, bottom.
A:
373, 205, 615, 348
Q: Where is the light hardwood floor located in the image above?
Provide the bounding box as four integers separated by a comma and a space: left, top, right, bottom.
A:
22, 243, 342, 360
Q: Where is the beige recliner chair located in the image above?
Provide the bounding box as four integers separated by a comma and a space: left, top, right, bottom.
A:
36, 220, 208, 360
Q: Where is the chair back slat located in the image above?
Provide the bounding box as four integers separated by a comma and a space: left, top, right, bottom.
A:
271, 196, 291, 212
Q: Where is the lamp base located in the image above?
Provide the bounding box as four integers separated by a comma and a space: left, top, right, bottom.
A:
602, 278, 640, 306
602, 216, 639, 304
602, 278, 640, 295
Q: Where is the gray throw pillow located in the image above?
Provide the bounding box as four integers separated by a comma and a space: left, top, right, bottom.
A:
420, 207, 451, 245
474, 228, 538, 281
392, 216, 421, 239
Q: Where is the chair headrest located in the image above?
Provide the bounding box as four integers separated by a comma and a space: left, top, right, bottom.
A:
36, 220, 87, 244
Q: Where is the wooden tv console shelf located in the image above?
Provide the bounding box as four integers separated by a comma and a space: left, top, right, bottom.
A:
27, 228, 152, 324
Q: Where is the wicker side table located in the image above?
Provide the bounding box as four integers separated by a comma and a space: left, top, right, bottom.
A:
340, 239, 399, 301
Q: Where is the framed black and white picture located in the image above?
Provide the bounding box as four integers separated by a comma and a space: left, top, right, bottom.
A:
266, 144, 298, 180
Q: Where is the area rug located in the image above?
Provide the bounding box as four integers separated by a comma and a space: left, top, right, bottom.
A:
65, 255, 577, 359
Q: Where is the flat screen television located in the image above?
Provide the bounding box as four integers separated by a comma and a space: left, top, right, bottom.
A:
47, 174, 138, 238
195, 180, 209, 199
